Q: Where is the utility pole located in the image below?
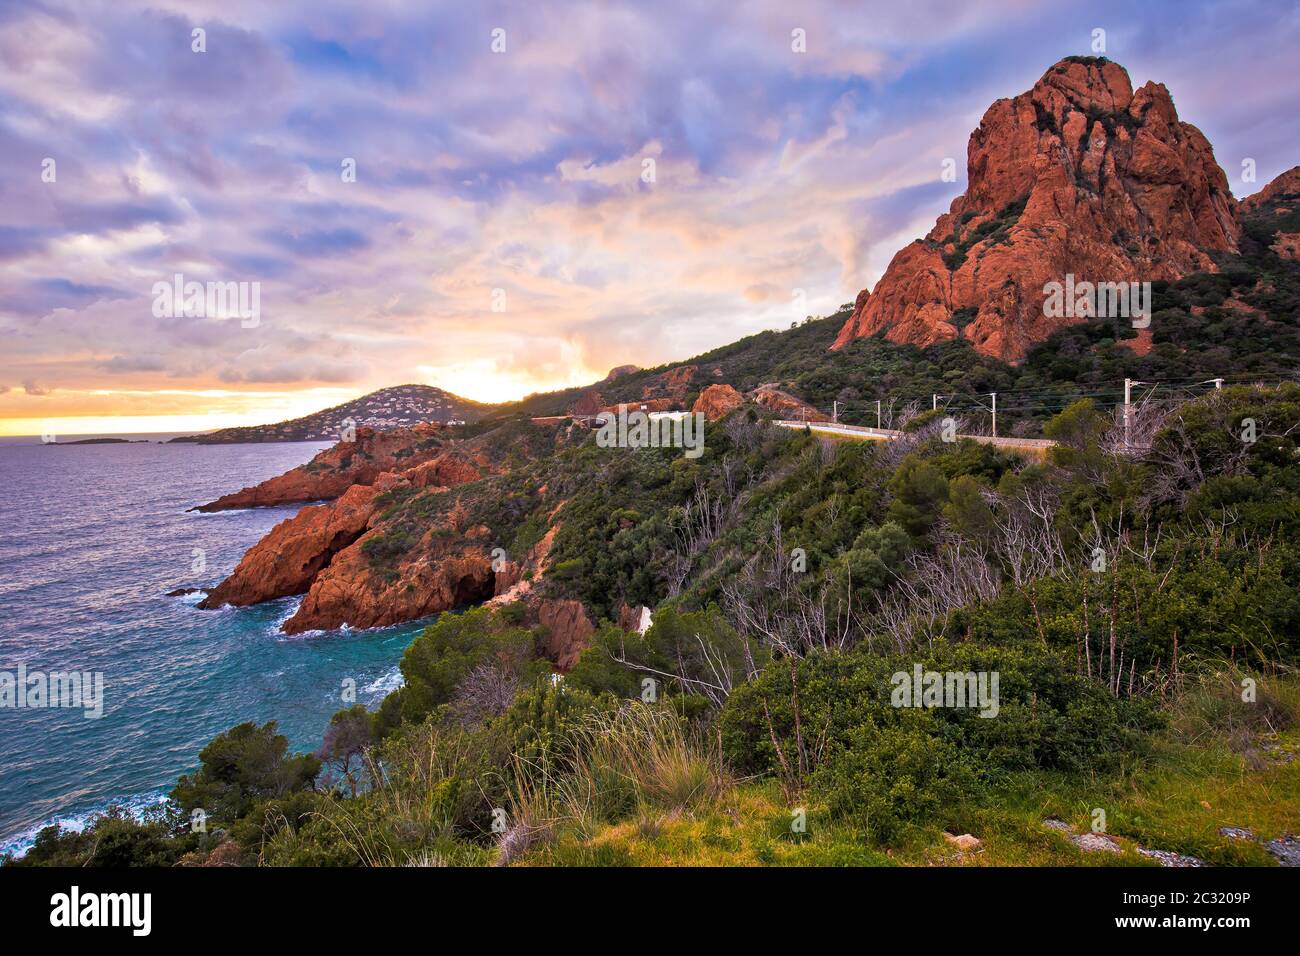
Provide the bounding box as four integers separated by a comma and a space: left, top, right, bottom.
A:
876, 399, 882, 430
932, 394, 938, 411
1124, 378, 1155, 449
1123, 378, 1131, 449
833, 400, 838, 424
990, 392, 997, 438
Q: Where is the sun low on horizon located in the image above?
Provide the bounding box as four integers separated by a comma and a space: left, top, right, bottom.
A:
2, 0, 1297, 436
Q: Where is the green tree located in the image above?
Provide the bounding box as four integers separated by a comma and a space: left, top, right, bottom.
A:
887, 455, 950, 539
943, 474, 995, 545
376, 607, 545, 735
171, 721, 320, 824
317, 705, 374, 797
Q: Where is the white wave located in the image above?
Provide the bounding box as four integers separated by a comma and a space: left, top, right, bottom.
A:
0, 790, 171, 860
267, 597, 305, 636
362, 665, 405, 698
169, 589, 209, 607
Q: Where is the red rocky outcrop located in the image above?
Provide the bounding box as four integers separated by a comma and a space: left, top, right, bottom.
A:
746, 384, 830, 421
400, 452, 487, 490
643, 364, 696, 402
1240, 165, 1300, 215
692, 383, 745, 421
833, 57, 1240, 362
571, 389, 607, 416
198, 481, 387, 609
535, 598, 595, 671
194, 424, 455, 511
282, 544, 496, 635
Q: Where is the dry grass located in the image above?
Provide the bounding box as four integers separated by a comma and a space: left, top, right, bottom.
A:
495, 703, 732, 863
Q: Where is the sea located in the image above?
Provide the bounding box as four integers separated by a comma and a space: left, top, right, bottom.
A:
0, 434, 431, 856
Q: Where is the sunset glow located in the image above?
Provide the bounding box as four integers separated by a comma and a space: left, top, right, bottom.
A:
2, 0, 1294, 434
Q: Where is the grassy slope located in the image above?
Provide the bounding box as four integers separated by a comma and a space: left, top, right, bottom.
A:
519, 678, 1300, 867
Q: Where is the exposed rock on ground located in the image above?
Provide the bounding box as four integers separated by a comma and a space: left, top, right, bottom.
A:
1136, 847, 1205, 867
617, 602, 653, 634
1240, 164, 1300, 214
195, 419, 581, 632
1044, 817, 1207, 864
943, 833, 982, 851
1265, 834, 1300, 867
571, 390, 606, 416
692, 384, 745, 421
1070, 832, 1122, 853
1219, 826, 1255, 840
283, 546, 496, 635
487, 524, 560, 607
644, 364, 697, 403
535, 598, 595, 671
746, 384, 830, 421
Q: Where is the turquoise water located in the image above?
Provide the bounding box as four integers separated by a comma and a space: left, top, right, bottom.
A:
0, 438, 429, 854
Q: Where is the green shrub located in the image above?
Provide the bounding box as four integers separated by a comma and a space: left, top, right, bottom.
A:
7, 811, 185, 868
171, 721, 320, 824
374, 609, 549, 736
814, 716, 978, 842
720, 643, 1159, 842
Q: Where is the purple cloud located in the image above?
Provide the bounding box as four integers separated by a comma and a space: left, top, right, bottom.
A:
0, 0, 1295, 410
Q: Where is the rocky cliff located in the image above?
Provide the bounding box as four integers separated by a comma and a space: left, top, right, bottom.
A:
193, 423, 473, 511
1241, 165, 1300, 215
198, 481, 386, 608
833, 57, 1240, 362
198, 419, 575, 633
283, 544, 497, 635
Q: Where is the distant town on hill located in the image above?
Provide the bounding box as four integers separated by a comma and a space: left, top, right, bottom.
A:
169, 385, 496, 443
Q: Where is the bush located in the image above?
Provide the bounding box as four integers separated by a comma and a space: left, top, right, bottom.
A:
171, 721, 320, 824
720, 642, 1159, 842
814, 716, 977, 842
566, 606, 768, 708
374, 608, 548, 735
7, 810, 185, 868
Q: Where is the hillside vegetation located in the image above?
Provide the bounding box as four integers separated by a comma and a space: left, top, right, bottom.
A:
10, 173, 1300, 871
13, 379, 1300, 867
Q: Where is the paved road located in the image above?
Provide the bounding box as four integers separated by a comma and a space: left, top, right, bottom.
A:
775, 419, 1056, 452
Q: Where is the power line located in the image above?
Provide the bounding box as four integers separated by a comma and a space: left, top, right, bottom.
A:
806, 374, 1289, 435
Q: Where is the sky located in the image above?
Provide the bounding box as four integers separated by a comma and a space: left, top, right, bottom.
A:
2, 0, 1298, 436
